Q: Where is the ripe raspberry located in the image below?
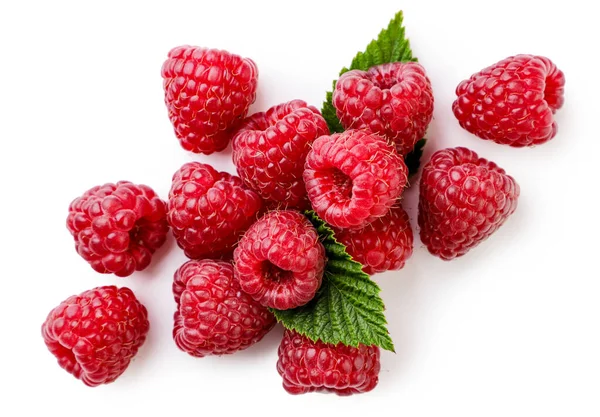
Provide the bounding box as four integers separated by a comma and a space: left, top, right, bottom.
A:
233, 210, 326, 310
41, 286, 149, 387
277, 330, 380, 395
334, 205, 413, 275
452, 55, 565, 147
418, 147, 520, 260
168, 162, 262, 259
161, 46, 258, 154
332, 62, 434, 155
66, 182, 169, 277
173, 259, 275, 357
303, 129, 407, 229
232, 100, 329, 210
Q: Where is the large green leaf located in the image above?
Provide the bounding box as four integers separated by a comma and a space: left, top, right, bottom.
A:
271, 211, 394, 352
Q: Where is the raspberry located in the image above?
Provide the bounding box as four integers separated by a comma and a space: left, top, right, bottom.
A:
66, 182, 169, 277
233, 210, 326, 310
332, 62, 434, 155
452, 55, 565, 147
334, 205, 413, 275
418, 147, 520, 260
161, 46, 258, 154
168, 162, 262, 259
303, 129, 407, 229
232, 100, 329, 209
41, 286, 149, 387
276, 330, 380, 395
173, 259, 275, 357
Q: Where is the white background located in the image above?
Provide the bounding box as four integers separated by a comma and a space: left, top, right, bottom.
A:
1, 0, 598, 415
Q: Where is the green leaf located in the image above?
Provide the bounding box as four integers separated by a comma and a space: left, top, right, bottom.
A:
270, 211, 395, 352
321, 11, 416, 123
322, 89, 344, 133
348, 12, 415, 71
320, 10, 427, 175
404, 138, 426, 177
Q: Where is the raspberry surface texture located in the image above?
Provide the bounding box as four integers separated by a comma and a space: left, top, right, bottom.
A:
161, 46, 258, 154
232, 99, 329, 209
168, 162, 262, 259
173, 259, 275, 357
333, 62, 434, 155
41, 286, 149, 387
66, 182, 169, 277
277, 330, 381, 395
303, 129, 407, 229
233, 210, 326, 310
452, 54, 565, 147
418, 147, 520, 260
334, 205, 413, 275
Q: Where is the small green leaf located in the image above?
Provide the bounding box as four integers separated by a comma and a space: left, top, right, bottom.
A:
404, 138, 427, 177
321, 11, 416, 129
322, 89, 344, 133
270, 211, 395, 352
320, 11, 426, 174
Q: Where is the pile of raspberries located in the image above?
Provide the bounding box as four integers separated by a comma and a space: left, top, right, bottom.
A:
42, 44, 564, 393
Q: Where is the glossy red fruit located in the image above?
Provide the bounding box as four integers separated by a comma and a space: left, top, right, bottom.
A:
232, 100, 329, 209
41, 286, 149, 387
66, 182, 169, 277
277, 330, 381, 395
303, 129, 407, 229
167, 162, 262, 260
161, 46, 258, 154
333, 62, 434, 155
233, 210, 326, 310
173, 260, 275, 357
418, 147, 520, 260
334, 205, 413, 275
453, 54, 565, 147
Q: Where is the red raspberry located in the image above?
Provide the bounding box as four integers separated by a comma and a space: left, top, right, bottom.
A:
418, 147, 520, 260
41, 286, 149, 387
277, 330, 381, 395
232, 100, 329, 210
161, 46, 258, 154
452, 55, 565, 147
332, 62, 434, 155
168, 162, 262, 259
66, 182, 169, 277
233, 210, 326, 310
303, 129, 407, 229
173, 259, 275, 357
334, 205, 413, 275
